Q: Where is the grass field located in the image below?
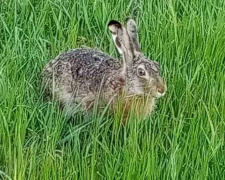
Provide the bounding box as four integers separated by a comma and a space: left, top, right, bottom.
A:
0, 0, 225, 179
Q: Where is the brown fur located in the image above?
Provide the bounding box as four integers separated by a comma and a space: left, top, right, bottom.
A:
42, 19, 166, 122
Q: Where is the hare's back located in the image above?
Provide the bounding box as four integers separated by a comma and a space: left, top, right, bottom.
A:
43, 48, 123, 95
58, 48, 120, 69
43, 48, 122, 79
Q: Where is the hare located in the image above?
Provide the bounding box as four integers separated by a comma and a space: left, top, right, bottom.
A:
42, 18, 167, 121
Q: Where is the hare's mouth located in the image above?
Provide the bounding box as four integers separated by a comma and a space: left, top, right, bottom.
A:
144, 85, 166, 98
149, 89, 166, 98
153, 91, 166, 98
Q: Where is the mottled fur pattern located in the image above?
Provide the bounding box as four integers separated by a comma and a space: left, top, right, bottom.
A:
42, 48, 124, 112
42, 19, 167, 121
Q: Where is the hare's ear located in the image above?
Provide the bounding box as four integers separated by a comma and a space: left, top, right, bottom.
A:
108, 20, 134, 66
126, 18, 141, 53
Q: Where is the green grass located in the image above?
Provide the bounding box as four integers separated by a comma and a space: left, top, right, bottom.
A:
0, 0, 225, 179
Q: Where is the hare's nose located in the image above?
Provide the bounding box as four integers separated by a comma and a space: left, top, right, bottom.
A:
156, 76, 167, 94
157, 85, 166, 94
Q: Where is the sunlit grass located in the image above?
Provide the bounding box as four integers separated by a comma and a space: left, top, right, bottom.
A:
0, 0, 225, 179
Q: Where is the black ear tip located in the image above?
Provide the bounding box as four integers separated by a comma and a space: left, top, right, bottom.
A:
108, 20, 122, 28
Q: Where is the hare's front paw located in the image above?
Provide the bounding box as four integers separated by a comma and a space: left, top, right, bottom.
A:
109, 76, 125, 92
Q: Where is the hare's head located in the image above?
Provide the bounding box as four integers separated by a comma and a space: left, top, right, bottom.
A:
108, 18, 167, 98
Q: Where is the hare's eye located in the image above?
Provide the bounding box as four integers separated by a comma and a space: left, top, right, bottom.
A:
138, 68, 145, 76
